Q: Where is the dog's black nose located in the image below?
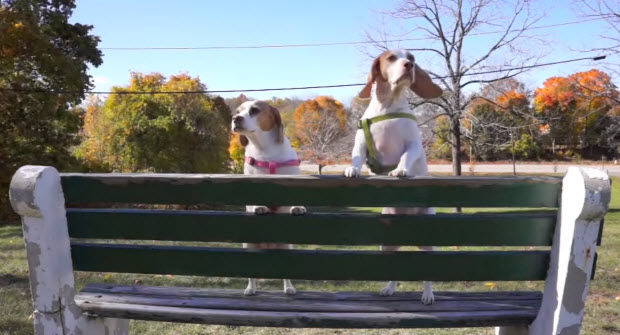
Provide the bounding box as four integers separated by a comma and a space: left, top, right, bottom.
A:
233, 115, 243, 123
404, 61, 413, 70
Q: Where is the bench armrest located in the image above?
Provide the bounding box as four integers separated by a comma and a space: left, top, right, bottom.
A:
530, 167, 611, 335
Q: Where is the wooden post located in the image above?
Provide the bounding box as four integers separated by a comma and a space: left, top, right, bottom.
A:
10, 166, 129, 335
528, 167, 611, 335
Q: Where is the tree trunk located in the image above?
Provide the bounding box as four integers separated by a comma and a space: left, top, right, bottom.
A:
318, 164, 323, 175
450, 116, 462, 213
450, 117, 462, 176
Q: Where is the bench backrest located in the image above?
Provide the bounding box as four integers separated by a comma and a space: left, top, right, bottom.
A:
61, 173, 565, 282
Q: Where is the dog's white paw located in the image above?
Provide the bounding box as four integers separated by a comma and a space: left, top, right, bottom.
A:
379, 286, 395, 296
290, 206, 306, 216
379, 284, 396, 296
284, 286, 296, 295
421, 290, 435, 305
388, 168, 409, 177
253, 206, 270, 215
344, 166, 360, 178
244, 287, 257, 296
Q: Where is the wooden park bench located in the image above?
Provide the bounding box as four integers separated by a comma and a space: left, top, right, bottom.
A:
9, 165, 610, 335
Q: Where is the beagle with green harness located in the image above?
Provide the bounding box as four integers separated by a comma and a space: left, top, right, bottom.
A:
344, 49, 443, 304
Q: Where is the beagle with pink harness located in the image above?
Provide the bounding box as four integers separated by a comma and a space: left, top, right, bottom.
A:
232, 100, 306, 296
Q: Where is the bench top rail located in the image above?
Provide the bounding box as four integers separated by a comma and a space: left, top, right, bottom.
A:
60, 174, 562, 208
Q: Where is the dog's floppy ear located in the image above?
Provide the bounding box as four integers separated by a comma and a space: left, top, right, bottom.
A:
239, 135, 249, 146
410, 64, 443, 99
359, 55, 384, 99
270, 105, 284, 143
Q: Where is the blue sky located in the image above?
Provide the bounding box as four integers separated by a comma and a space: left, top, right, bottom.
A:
71, 1, 616, 104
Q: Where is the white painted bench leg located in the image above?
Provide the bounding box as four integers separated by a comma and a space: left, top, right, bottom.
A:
530, 167, 610, 335
10, 166, 129, 335
496, 326, 529, 335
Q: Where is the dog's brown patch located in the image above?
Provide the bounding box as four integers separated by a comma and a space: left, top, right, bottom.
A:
252, 101, 283, 143
359, 51, 391, 99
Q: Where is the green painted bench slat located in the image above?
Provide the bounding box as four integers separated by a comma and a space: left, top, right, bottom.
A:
71, 243, 550, 281
67, 209, 556, 246
60, 174, 562, 207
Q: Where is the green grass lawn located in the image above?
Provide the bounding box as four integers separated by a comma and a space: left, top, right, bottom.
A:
1, 179, 619, 335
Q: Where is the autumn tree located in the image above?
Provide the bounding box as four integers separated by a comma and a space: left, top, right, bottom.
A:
292, 96, 348, 174
0, 0, 102, 221
533, 69, 619, 158
225, 94, 250, 115
228, 133, 245, 173
366, 0, 545, 175
75, 72, 231, 173
463, 79, 539, 161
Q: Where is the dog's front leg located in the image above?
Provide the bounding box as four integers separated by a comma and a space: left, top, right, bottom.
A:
419, 245, 435, 305
379, 244, 400, 296
344, 130, 367, 177
274, 207, 299, 295
388, 139, 423, 177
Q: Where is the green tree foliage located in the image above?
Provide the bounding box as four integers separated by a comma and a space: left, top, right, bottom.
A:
513, 134, 542, 160
463, 79, 540, 161
0, 0, 102, 221
74, 73, 230, 173
430, 116, 452, 160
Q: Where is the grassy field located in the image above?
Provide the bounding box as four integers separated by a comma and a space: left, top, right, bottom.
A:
1, 178, 619, 334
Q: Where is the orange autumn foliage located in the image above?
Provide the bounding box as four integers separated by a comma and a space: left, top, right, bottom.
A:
292, 96, 347, 171
534, 69, 618, 113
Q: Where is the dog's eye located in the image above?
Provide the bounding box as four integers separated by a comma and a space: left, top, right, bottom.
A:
388, 54, 397, 62
249, 107, 260, 116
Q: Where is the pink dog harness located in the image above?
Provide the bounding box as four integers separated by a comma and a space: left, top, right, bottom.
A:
245, 156, 301, 174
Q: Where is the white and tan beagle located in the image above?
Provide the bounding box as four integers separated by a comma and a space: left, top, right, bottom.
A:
231, 100, 306, 296
344, 50, 443, 304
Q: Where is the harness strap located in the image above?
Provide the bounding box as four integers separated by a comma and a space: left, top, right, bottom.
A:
358, 112, 417, 175
245, 156, 301, 174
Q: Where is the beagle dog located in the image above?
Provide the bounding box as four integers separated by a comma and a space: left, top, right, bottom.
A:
344, 50, 443, 304
231, 100, 306, 296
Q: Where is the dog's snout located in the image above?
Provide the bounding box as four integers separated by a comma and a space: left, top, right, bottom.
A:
404, 61, 413, 70
233, 115, 244, 124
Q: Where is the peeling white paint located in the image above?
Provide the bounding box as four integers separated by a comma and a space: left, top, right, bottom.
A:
10, 166, 129, 335
584, 168, 609, 181
530, 167, 610, 335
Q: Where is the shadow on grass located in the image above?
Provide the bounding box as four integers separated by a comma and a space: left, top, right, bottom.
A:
0, 243, 25, 252
0, 274, 29, 287
0, 319, 32, 335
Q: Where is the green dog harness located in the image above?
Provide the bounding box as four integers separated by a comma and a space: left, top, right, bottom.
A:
357, 112, 417, 175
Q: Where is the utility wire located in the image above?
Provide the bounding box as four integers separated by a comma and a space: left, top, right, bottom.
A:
99, 17, 612, 51
0, 55, 607, 95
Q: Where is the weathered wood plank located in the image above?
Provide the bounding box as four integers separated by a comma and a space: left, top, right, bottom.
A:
60, 174, 561, 207
75, 291, 541, 313
66, 209, 556, 246
71, 244, 550, 281
74, 301, 539, 328
81, 284, 544, 301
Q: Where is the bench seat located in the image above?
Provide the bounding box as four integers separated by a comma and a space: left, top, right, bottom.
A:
75, 284, 542, 328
